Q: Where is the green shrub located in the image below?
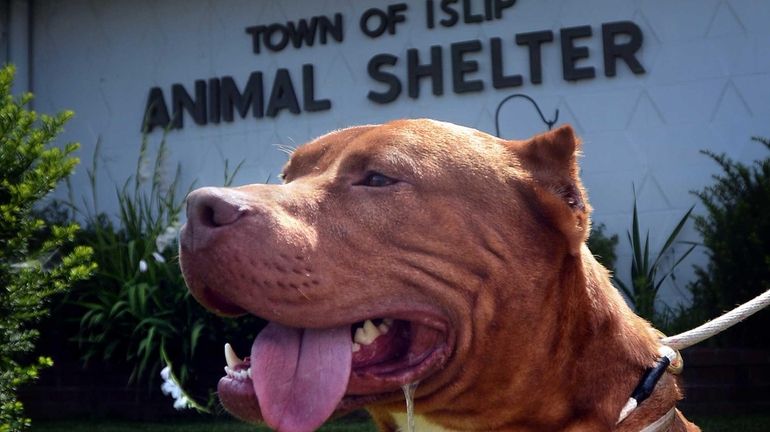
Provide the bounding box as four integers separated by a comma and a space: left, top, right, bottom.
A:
587, 223, 619, 271
65, 135, 257, 410
687, 137, 770, 348
0, 65, 95, 432
612, 194, 694, 328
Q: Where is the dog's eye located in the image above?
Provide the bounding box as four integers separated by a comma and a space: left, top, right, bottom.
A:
356, 172, 398, 187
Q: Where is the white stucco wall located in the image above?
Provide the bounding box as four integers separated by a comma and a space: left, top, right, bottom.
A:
30, 0, 770, 309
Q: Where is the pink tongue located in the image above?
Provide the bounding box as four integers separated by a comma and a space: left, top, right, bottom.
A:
251, 322, 352, 432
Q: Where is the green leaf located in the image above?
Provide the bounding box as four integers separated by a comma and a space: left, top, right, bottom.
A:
190, 321, 204, 355
616, 191, 696, 326
653, 205, 695, 270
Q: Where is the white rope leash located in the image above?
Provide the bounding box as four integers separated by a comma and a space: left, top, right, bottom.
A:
661, 288, 770, 351
617, 288, 770, 429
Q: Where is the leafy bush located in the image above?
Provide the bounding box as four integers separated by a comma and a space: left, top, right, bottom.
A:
612, 195, 694, 327
71, 136, 193, 381
687, 138, 770, 348
65, 135, 258, 410
0, 65, 95, 432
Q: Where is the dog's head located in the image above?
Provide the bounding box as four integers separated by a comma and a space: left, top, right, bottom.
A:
179, 119, 592, 431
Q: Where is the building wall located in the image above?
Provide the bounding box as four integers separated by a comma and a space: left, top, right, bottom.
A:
31, 0, 770, 307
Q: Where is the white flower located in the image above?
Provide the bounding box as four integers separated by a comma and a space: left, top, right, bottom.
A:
160, 366, 171, 381
161, 380, 175, 396
173, 395, 190, 410
155, 224, 180, 252
138, 259, 148, 273
138, 156, 152, 184
152, 251, 166, 263
160, 364, 190, 410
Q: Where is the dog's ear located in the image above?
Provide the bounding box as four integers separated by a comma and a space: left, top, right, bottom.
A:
508, 125, 591, 255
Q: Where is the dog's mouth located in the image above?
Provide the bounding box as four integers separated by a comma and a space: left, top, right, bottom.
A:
217, 315, 451, 431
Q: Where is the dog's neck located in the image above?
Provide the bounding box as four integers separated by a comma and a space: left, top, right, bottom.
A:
536, 247, 683, 431
506, 247, 670, 430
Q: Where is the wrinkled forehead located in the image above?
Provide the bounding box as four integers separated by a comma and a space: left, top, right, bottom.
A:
282, 120, 508, 180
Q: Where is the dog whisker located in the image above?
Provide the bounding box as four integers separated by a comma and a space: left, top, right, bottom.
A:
273, 142, 298, 157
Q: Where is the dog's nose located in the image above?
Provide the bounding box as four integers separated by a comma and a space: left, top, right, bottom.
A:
187, 187, 246, 227
181, 187, 247, 250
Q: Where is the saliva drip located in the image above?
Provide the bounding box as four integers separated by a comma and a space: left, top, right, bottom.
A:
402, 382, 419, 432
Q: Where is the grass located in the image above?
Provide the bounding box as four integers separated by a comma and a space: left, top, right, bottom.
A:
29, 413, 770, 432
690, 413, 770, 432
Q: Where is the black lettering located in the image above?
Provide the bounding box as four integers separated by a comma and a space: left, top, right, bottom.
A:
302, 64, 331, 112
440, 0, 459, 27
319, 14, 344, 44
408, 46, 443, 98
360, 8, 388, 38
451, 40, 484, 93
561, 26, 595, 81
462, 0, 483, 23
221, 72, 264, 122
287, 18, 318, 49
426, 0, 435, 28
516, 30, 553, 84
367, 54, 401, 104
602, 21, 645, 77
265, 23, 290, 52
494, 0, 516, 19
491, 37, 522, 89
208, 78, 221, 124
247, 15, 341, 53
267, 69, 300, 117
171, 81, 206, 129
387, 4, 408, 35
245, 25, 265, 54
142, 87, 170, 132
484, 0, 494, 20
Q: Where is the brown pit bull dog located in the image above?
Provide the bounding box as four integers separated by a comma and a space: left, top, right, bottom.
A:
179, 119, 700, 432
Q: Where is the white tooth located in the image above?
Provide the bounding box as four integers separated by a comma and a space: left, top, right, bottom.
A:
225, 343, 241, 369
383, 318, 394, 326
354, 327, 377, 345
352, 343, 361, 353
247, 367, 252, 378
353, 320, 381, 345
354, 327, 368, 345
378, 323, 390, 334
364, 319, 381, 338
